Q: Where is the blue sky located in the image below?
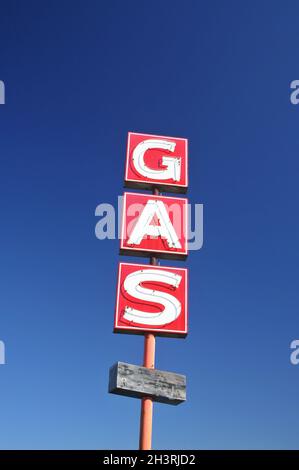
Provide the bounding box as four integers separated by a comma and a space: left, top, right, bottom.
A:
0, 0, 299, 449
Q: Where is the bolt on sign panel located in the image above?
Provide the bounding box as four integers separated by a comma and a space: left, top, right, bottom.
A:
124, 132, 188, 194
114, 262, 188, 337
120, 192, 188, 260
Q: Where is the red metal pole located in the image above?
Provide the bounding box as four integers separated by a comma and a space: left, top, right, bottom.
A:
139, 335, 156, 449
139, 188, 159, 450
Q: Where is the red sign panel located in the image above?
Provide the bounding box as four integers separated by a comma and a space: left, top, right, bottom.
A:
120, 192, 188, 260
114, 262, 188, 337
125, 132, 188, 193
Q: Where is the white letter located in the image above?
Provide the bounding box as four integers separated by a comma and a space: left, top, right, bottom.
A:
0, 81, 5, 105
290, 339, 299, 365
95, 203, 115, 240
132, 139, 181, 181
123, 269, 182, 326
127, 199, 181, 249
0, 340, 5, 365
290, 80, 299, 105
188, 203, 204, 251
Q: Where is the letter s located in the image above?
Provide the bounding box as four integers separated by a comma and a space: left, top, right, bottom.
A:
123, 269, 182, 326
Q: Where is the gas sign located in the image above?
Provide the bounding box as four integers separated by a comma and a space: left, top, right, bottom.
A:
110, 131, 190, 450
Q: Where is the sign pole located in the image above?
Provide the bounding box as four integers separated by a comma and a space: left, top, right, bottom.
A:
139, 331, 155, 450
139, 188, 159, 450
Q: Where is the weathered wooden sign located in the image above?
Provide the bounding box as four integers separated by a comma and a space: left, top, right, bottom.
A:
109, 362, 186, 405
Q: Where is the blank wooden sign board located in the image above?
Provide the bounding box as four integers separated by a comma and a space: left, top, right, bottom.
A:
109, 362, 186, 405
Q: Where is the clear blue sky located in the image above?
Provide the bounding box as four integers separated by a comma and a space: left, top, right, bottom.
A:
0, 0, 298, 450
